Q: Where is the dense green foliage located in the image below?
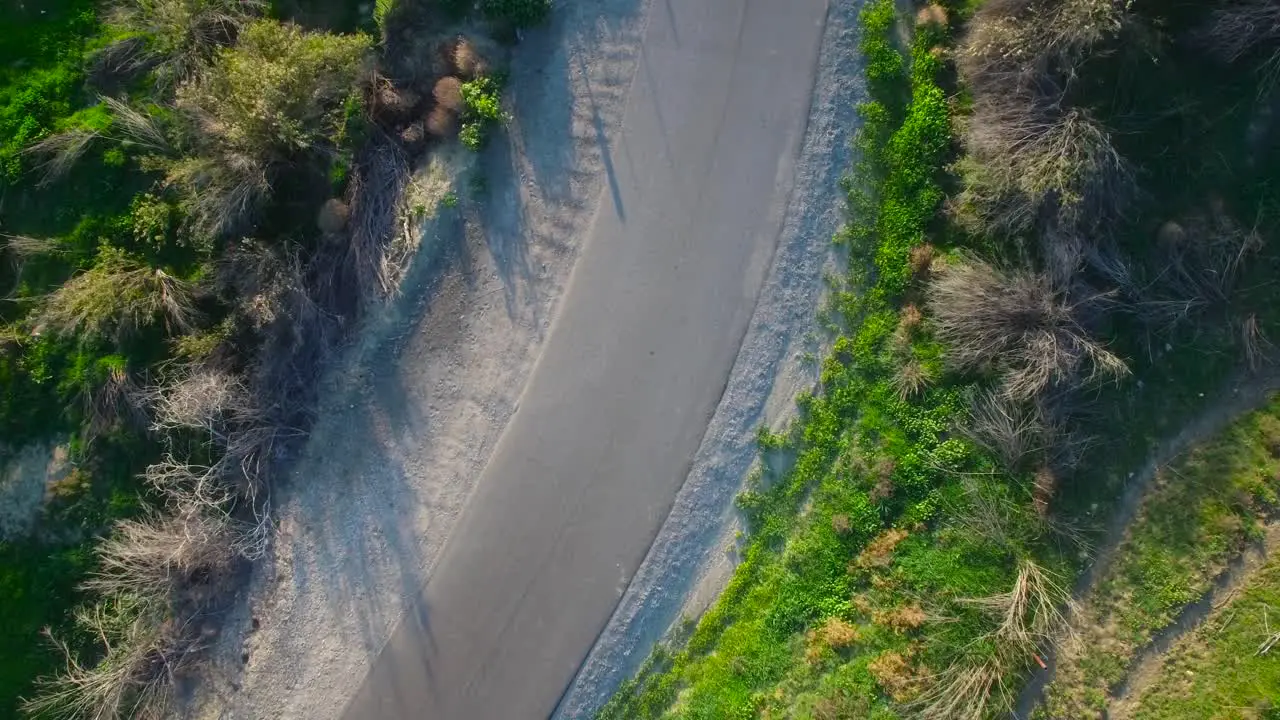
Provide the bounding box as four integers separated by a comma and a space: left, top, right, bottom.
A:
459, 74, 505, 150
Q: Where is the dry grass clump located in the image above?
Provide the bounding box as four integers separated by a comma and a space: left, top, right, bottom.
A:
928, 258, 1126, 400
1241, 313, 1275, 370
1153, 209, 1260, 307
84, 364, 148, 444
34, 248, 198, 343
82, 510, 238, 611
22, 597, 195, 720
957, 102, 1132, 236
916, 560, 1075, 719
346, 140, 411, 301
24, 96, 172, 187
1198, 0, 1280, 65
24, 130, 100, 187
963, 560, 1076, 650
893, 360, 933, 400
959, 0, 1130, 95
107, 0, 268, 89
962, 389, 1046, 470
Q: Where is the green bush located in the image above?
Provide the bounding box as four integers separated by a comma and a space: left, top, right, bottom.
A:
178, 20, 372, 159
459, 75, 505, 151
479, 0, 552, 28
170, 19, 372, 234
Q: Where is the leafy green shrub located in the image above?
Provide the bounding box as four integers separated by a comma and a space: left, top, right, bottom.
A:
860, 0, 905, 103
170, 19, 373, 234
458, 75, 505, 150
479, 0, 552, 28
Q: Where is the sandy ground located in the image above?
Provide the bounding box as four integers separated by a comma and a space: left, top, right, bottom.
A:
0, 442, 69, 541
553, 1, 863, 715
183, 2, 650, 716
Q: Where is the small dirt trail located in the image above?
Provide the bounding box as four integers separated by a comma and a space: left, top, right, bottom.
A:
1107, 521, 1280, 719
1016, 364, 1280, 717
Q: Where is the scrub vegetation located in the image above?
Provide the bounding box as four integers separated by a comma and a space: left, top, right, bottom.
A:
0, 0, 544, 716
601, 0, 1280, 718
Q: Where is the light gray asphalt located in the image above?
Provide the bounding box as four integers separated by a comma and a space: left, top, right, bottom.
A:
342, 1, 829, 717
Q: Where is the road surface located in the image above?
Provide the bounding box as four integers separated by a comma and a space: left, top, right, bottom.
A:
342, 1, 830, 717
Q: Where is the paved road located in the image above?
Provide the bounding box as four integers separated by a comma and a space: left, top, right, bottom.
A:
342, 1, 829, 717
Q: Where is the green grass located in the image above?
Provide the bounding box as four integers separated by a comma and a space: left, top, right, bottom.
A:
1128, 549, 1280, 720
1040, 397, 1280, 718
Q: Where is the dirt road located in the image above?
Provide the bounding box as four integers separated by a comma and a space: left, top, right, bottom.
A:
341, 1, 830, 717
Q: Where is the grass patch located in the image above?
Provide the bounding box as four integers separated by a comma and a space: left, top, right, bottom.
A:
1126, 545, 1280, 719
1040, 397, 1280, 718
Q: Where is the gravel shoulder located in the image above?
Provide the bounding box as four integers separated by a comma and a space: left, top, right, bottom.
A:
183, 3, 649, 716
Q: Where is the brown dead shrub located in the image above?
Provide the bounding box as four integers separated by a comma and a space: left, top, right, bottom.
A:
929, 258, 1126, 400
856, 528, 910, 570
875, 603, 928, 633
870, 458, 896, 503
805, 617, 861, 664
1032, 465, 1058, 516
831, 514, 852, 535
452, 36, 491, 78
819, 617, 860, 648
916, 3, 949, 28
910, 243, 936, 279
426, 106, 458, 137
374, 80, 420, 125
899, 303, 924, 334
869, 650, 929, 703
316, 198, 350, 236
433, 76, 464, 113
399, 121, 427, 150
